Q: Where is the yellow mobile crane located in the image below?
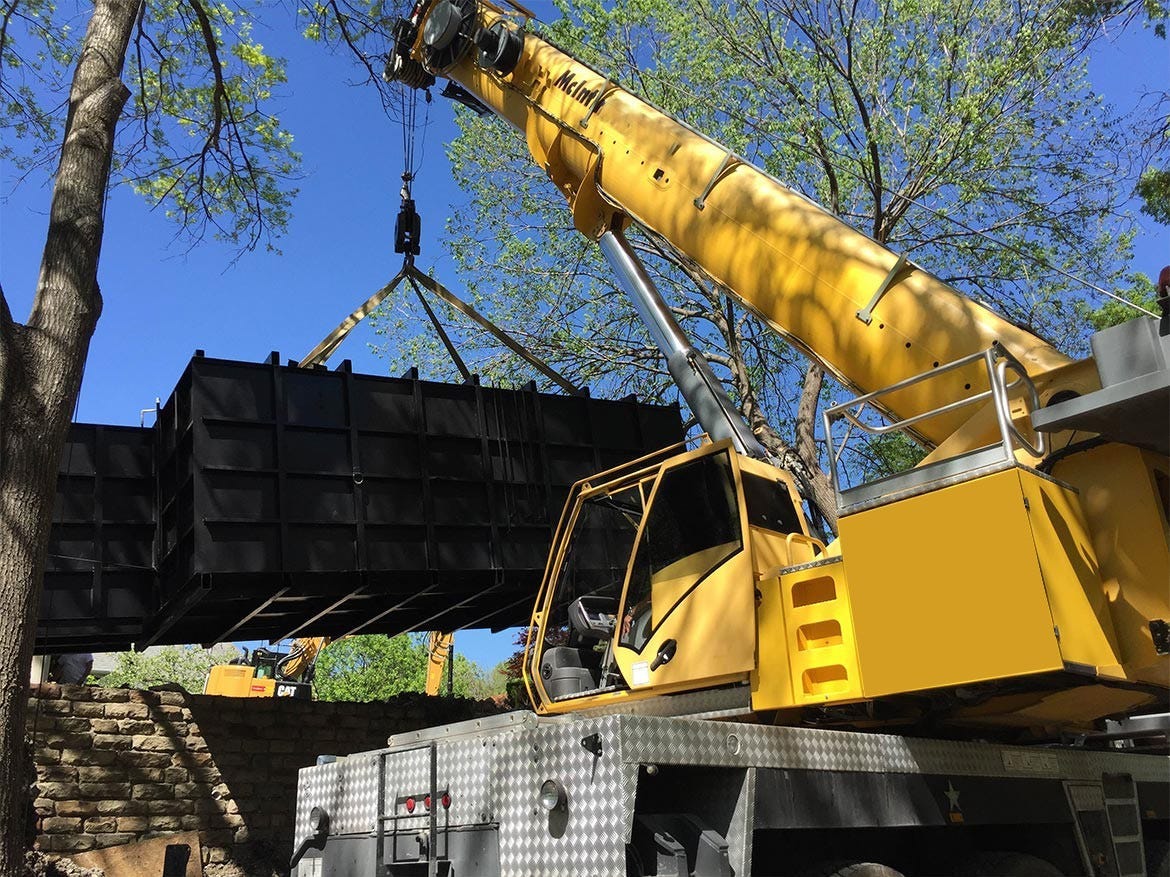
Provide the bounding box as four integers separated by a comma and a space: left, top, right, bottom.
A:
383, 0, 1168, 734
290, 4, 1169, 874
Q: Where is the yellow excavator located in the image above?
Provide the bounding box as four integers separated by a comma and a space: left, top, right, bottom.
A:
204, 638, 329, 699
204, 633, 456, 698
385, 0, 1169, 736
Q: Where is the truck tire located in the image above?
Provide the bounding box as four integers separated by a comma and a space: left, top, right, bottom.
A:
798, 863, 905, 877
955, 851, 1064, 876
1147, 838, 1170, 877
626, 844, 646, 877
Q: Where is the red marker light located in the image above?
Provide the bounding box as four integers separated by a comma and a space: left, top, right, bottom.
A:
441, 793, 451, 809
405, 797, 416, 813
423, 795, 432, 810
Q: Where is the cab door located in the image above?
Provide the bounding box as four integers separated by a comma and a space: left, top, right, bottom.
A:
612, 444, 756, 692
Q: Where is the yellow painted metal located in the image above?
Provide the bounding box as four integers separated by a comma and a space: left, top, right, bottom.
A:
526, 441, 757, 714
921, 359, 1103, 467
279, 637, 331, 681
521, 448, 671, 714
1017, 475, 1123, 674
610, 543, 756, 692
414, 1, 1072, 447
1049, 444, 1170, 686
750, 528, 798, 711
752, 554, 865, 712
425, 631, 455, 696
839, 469, 1067, 698
204, 665, 274, 698
835, 464, 1160, 718
780, 559, 863, 707
951, 685, 1155, 733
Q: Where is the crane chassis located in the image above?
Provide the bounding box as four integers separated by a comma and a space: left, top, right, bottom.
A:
291, 696, 1168, 876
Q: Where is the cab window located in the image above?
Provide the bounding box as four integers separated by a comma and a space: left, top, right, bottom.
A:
543, 485, 644, 644
619, 451, 741, 653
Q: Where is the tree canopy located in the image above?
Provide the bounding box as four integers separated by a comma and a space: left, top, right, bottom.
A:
313, 634, 498, 702
96, 643, 241, 692
2, 0, 300, 250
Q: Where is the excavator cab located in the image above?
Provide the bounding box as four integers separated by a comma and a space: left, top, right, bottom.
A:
524, 439, 817, 714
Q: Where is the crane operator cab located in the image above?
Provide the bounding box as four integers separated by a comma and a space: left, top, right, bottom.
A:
525, 439, 821, 714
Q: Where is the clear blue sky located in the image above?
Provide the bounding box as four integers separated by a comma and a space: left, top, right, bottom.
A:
2, 9, 1167, 670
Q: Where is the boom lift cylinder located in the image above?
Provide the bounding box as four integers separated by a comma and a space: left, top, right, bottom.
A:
598, 229, 767, 459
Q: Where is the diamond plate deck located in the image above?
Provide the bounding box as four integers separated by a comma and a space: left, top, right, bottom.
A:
295, 712, 1169, 876
617, 715, 1170, 782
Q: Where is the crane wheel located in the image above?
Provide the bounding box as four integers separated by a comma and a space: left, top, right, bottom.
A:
625, 844, 645, 877
798, 863, 905, 877
1147, 838, 1170, 877
954, 851, 1064, 876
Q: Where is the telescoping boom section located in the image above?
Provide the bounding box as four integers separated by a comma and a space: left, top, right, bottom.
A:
388, 0, 1169, 732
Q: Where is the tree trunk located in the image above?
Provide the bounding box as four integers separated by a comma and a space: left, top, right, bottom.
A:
793, 362, 837, 533
703, 293, 838, 533
0, 0, 134, 868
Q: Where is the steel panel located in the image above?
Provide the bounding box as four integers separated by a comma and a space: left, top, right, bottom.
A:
617, 715, 1170, 783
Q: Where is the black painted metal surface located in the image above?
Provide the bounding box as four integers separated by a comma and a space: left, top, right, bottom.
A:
39, 353, 683, 652
41, 424, 156, 652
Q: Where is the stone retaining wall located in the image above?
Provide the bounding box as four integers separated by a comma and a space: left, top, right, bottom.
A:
27, 684, 503, 873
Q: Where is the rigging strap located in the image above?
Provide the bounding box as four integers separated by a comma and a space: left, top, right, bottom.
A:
298, 262, 584, 398
407, 272, 471, 382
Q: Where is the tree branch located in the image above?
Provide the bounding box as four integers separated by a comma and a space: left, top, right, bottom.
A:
0, 0, 18, 78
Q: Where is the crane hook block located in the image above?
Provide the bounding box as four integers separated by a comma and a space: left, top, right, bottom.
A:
395, 198, 422, 257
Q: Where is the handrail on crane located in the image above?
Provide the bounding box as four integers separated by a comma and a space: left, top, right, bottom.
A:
823, 345, 1046, 515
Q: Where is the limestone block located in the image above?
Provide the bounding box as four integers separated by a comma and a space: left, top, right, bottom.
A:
131, 783, 174, 800
37, 782, 81, 801
41, 816, 83, 832
133, 735, 179, 752
60, 749, 116, 766
78, 782, 133, 799
47, 834, 96, 853
54, 801, 99, 817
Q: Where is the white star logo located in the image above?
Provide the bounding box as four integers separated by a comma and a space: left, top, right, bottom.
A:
945, 780, 961, 811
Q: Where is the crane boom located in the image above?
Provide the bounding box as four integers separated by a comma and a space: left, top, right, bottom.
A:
390, 0, 1075, 447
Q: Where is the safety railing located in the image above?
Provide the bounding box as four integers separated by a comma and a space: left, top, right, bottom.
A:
823, 344, 1046, 515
